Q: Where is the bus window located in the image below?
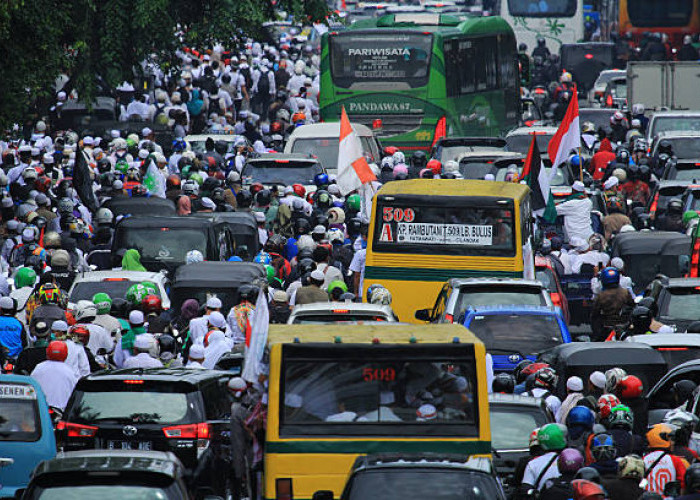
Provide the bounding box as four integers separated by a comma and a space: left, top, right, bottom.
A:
329, 32, 433, 89
628, 0, 693, 27
507, 0, 577, 16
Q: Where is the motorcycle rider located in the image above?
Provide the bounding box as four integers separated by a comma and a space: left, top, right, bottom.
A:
590, 267, 635, 341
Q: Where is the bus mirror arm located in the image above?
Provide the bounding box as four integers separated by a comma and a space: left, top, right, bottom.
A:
414, 309, 432, 322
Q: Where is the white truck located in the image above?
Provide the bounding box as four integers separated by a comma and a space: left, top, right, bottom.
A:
627, 61, 700, 110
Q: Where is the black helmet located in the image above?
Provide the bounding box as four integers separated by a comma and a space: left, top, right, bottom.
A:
236, 189, 253, 208
212, 187, 226, 204
659, 139, 674, 155
255, 189, 271, 207
686, 464, 700, 493
314, 190, 332, 211
97, 158, 112, 174
347, 217, 362, 237
575, 466, 602, 484
202, 176, 221, 193
637, 297, 659, 316
313, 213, 329, 229
295, 218, 311, 236
668, 197, 683, 213
630, 305, 653, 333
214, 140, 228, 156
238, 284, 259, 303
639, 164, 651, 183
158, 334, 177, 355
265, 233, 286, 254
297, 248, 314, 262
627, 163, 640, 180
411, 151, 427, 169
537, 37, 546, 47
616, 148, 630, 164
492, 373, 515, 393
298, 258, 317, 275
514, 359, 534, 384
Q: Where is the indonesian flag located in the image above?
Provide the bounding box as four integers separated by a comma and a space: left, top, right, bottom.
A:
336, 106, 377, 195
522, 135, 557, 223
547, 87, 580, 174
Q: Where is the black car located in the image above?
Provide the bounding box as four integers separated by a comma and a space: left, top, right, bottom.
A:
58, 368, 234, 495
21, 450, 190, 499
315, 453, 506, 500
489, 393, 553, 494
645, 277, 700, 332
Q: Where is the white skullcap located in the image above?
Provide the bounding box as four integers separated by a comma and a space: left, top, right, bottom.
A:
189, 344, 205, 359
206, 297, 222, 309
567, 376, 584, 392
611, 257, 625, 270
603, 176, 619, 190
142, 127, 153, 137
201, 197, 216, 210
572, 180, 585, 192
134, 333, 154, 350
208, 311, 226, 329
129, 310, 145, 325
589, 371, 606, 389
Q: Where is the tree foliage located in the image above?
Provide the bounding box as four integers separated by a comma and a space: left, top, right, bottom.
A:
0, 0, 328, 130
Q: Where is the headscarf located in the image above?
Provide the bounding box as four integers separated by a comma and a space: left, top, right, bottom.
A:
177, 196, 191, 216
181, 298, 200, 322
121, 324, 145, 353
122, 248, 147, 272
203, 330, 232, 369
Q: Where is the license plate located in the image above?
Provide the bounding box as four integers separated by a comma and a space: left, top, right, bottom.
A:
107, 440, 152, 451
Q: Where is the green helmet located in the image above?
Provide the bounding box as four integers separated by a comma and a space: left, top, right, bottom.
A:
608, 404, 634, 430
328, 280, 348, 297
92, 292, 113, 315
264, 265, 276, 284
683, 210, 699, 226
190, 173, 203, 186
14, 267, 37, 289
346, 194, 361, 211
115, 158, 129, 175
181, 165, 191, 179
126, 283, 150, 305
142, 281, 158, 295
125, 138, 137, 150
537, 423, 567, 451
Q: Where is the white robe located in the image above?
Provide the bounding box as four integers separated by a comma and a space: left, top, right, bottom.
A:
31, 360, 77, 410
123, 352, 163, 368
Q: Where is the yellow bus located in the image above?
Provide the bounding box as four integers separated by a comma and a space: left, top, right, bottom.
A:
264, 323, 491, 500
365, 179, 534, 323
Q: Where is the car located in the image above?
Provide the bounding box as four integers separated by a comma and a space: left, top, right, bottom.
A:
602, 76, 626, 109
504, 126, 558, 157
652, 131, 700, 162
683, 185, 700, 214
489, 393, 553, 495
579, 107, 617, 136
430, 137, 507, 165
646, 111, 700, 143
57, 368, 234, 495
458, 153, 524, 181
647, 358, 700, 427
288, 303, 398, 324
241, 153, 324, 191
0, 374, 56, 498
625, 333, 700, 369
535, 255, 570, 324
21, 450, 190, 499
283, 122, 382, 174
317, 454, 506, 500
648, 180, 694, 220
589, 69, 625, 103
415, 278, 552, 324
645, 277, 700, 332
664, 159, 700, 183
68, 270, 171, 311
463, 305, 571, 372
184, 132, 247, 156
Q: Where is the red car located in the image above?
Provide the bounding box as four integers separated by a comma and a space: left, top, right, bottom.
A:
535, 255, 570, 325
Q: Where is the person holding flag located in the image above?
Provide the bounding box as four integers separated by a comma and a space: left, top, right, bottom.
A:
522, 135, 557, 225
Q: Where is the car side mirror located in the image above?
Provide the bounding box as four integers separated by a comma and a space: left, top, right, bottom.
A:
414, 309, 431, 322
313, 491, 334, 500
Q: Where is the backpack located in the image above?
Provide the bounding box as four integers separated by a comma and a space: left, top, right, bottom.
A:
273, 203, 294, 238
240, 67, 253, 90
153, 103, 168, 126
258, 71, 270, 96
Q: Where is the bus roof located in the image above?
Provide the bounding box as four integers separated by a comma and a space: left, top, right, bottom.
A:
375, 178, 530, 201
267, 323, 482, 346
345, 14, 513, 36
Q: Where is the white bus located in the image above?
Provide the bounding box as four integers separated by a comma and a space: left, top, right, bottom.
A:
499, 0, 584, 53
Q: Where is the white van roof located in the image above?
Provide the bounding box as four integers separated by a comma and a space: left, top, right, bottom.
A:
288, 122, 374, 139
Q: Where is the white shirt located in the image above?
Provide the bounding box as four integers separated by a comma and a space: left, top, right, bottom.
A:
317, 263, 344, 289
570, 250, 610, 274
528, 387, 562, 417
555, 196, 594, 242
83, 323, 114, 354
65, 339, 90, 378
123, 352, 163, 368
522, 451, 561, 490
350, 249, 367, 298
31, 360, 78, 410
189, 316, 210, 345
186, 360, 206, 369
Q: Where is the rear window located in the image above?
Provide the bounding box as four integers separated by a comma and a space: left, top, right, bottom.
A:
453, 285, 545, 323
70, 280, 159, 303
290, 137, 378, 171
505, 133, 552, 155
670, 167, 700, 182
292, 313, 390, 324
467, 313, 563, 353
651, 117, 700, 138
0, 383, 40, 442
490, 407, 548, 450
116, 228, 208, 263
241, 160, 322, 186
663, 287, 700, 321
36, 485, 171, 499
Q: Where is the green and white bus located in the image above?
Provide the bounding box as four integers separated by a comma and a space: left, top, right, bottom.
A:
319, 13, 520, 152
499, 0, 585, 52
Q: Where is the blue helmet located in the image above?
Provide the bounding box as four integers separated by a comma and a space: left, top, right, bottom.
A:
599, 267, 620, 289
566, 406, 595, 430
172, 138, 186, 152
590, 433, 616, 462
314, 173, 329, 187
254, 251, 272, 265
569, 154, 581, 167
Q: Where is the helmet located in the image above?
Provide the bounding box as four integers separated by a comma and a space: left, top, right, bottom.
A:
617, 455, 645, 480
238, 284, 259, 302
529, 427, 541, 449
520, 362, 550, 381
617, 375, 643, 399
597, 394, 621, 419
314, 190, 332, 211
370, 287, 392, 305
292, 184, 306, 198
427, 159, 442, 175
392, 151, 405, 165
70, 325, 90, 345
571, 479, 605, 499
646, 423, 676, 450
46, 340, 68, 362
685, 464, 700, 493
668, 197, 683, 213
125, 283, 151, 305
590, 433, 616, 462
664, 409, 699, 445
327, 280, 348, 300
514, 359, 534, 383
249, 182, 264, 196
608, 404, 634, 430
616, 148, 630, 164
158, 334, 177, 355
537, 423, 567, 451
92, 292, 112, 315
96, 207, 113, 225
38, 284, 62, 305
298, 258, 317, 275
263, 265, 276, 284
566, 406, 595, 430
327, 207, 345, 225
346, 194, 361, 212
574, 467, 601, 483
141, 294, 162, 314
658, 139, 674, 155
186, 249, 204, 265
226, 170, 241, 186
365, 284, 385, 303
236, 189, 253, 208
255, 189, 271, 207
582, 121, 596, 134
34, 321, 50, 338
534, 367, 558, 390
167, 174, 181, 190
314, 173, 329, 187
561, 71, 572, 83
14, 267, 37, 289
492, 372, 515, 393
43, 231, 61, 249
599, 267, 620, 289
74, 301, 97, 322
605, 368, 628, 395
558, 448, 584, 474
182, 179, 199, 196
190, 173, 203, 186
254, 251, 272, 265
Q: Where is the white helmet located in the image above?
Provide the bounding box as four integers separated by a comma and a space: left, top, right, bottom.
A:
75, 300, 98, 322
370, 287, 392, 305
444, 160, 459, 174
327, 207, 345, 225
392, 151, 405, 165
182, 179, 199, 196
186, 249, 204, 265
327, 227, 344, 244
96, 207, 113, 225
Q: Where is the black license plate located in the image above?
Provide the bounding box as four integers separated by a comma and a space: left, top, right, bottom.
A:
107, 440, 152, 451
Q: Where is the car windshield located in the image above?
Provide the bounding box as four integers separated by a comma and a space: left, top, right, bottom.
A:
651, 117, 700, 138
69, 390, 189, 424
505, 133, 552, 155
494, 165, 569, 186
536, 268, 558, 293
292, 313, 390, 324
490, 407, 545, 450
663, 287, 700, 321
438, 146, 505, 164
118, 228, 208, 263
628, 0, 693, 27
290, 137, 377, 171
241, 160, 322, 186
187, 138, 241, 155
670, 167, 700, 182
453, 285, 545, 323
347, 469, 502, 500
0, 384, 40, 442
610, 80, 626, 97
665, 138, 700, 159
70, 280, 158, 303
467, 313, 563, 353
37, 486, 169, 499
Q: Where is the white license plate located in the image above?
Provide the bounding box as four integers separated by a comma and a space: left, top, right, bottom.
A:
107, 440, 152, 451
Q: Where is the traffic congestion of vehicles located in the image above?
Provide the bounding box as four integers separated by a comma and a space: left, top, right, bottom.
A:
5, 0, 700, 499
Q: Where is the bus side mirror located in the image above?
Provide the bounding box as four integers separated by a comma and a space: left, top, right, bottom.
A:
313, 491, 334, 500
415, 309, 431, 322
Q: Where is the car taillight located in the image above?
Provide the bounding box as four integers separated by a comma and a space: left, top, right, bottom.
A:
59, 421, 98, 438
691, 238, 700, 277
550, 292, 562, 307
649, 194, 659, 217
162, 422, 211, 439
606, 94, 613, 107
276, 478, 293, 500
431, 116, 447, 149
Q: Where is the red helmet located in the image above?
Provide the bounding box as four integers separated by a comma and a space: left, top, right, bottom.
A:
167, 174, 181, 189
46, 340, 68, 362
292, 184, 306, 198
141, 294, 162, 314
306, 193, 315, 205
384, 146, 399, 156
427, 159, 442, 175
597, 394, 621, 418
270, 121, 283, 133
571, 479, 605, 500
70, 325, 90, 345
617, 375, 643, 399
521, 362, 549, 379
250, 182, 265, 195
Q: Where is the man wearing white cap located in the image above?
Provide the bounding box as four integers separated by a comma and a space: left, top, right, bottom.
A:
186, 344, 207, 369
591, 257, 634, 298
556, 376, 584, 423
113, 310, 146, 368
588, 371, 606, 398
203, 330, 231, 369
189, 297, 222, 345
294, 270, 329, 305
51, 320, 90, 378
124, 333, 163, 368
555, 180, 593, 242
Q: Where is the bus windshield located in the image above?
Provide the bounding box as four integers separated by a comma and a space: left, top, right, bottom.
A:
372, 197, 516, 257
507, 0, 577, 16
628, 0, 693, 27
329, 32, 433, 89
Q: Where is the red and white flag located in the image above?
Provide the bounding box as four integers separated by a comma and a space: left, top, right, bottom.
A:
547, 89, 580, 174
336, 106, 376, 196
